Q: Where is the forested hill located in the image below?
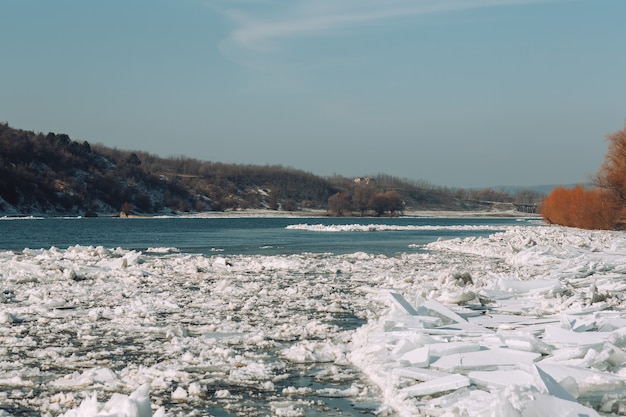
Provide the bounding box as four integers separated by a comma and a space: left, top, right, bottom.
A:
0, 123, 542, 216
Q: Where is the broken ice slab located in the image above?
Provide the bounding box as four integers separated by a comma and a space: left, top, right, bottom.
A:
438, 290, 476, 305
560, 314, 598, 332
542, 341, 626, 369
560, 311, 626, 332
59, 383, 161, 417
50, 368, 122, 390
478, 288, 515, 301
560, 302, 610, 316
468, 369, 534, 390
432, 366, 601, 416
388, 292, 489, 333
400, 374, 470, 397
542, 325, 609, 349
468, 314, 559, 331
532, 364, 577, 401
389, 292, 419, 315
497, 331, 554, 354
598, 317, 626, 332
390, 334, 439, 356
431, 347, 542, 373
383, 315, 443, 332
537, 363, 626, 406
608, 326, 626, 347
399, 346, 430, 367
427, 341, 482, 358
392, 366, 451, 382
602, 342, 626, 366
494, 278, 564, 295
543, 346, 590, 363
419, 299, 467, 323
419, 299, 490, 333
521, 393, 601, 417
487, 298, 544, 315
389, 293, 490, 333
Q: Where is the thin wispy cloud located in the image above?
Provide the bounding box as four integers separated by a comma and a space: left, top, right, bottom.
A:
212, 0, 560, 54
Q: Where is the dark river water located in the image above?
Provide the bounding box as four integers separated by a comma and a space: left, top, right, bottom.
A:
0, 215, 534, 255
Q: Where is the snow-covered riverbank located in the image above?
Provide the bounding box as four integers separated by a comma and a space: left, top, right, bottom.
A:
2, 223, 625, 416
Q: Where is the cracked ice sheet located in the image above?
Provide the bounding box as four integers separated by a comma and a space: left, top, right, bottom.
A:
3, 224, 626, 417
349, 225, 626, 417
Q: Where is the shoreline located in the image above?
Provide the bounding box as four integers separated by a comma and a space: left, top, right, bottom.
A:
144, 208, 539, 219
1, 208, 539, 220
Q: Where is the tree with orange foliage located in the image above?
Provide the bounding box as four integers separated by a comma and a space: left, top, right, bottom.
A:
541, 123, 626, 230
541, 186, 618, 230
595, 123, 626, 223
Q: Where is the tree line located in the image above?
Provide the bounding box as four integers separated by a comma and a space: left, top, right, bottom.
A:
0, 122, 544, 216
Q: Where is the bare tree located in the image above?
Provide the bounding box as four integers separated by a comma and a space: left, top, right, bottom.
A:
328, 193, 351, 217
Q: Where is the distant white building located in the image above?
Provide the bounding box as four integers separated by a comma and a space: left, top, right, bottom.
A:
354, 177, 375, 185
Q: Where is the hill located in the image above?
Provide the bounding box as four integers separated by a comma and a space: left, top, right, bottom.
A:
0, 123, 543, 216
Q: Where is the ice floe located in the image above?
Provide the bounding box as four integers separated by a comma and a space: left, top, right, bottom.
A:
286, 223, 512, 232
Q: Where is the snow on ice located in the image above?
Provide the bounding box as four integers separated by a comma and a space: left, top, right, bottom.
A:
2, 223, 626, 416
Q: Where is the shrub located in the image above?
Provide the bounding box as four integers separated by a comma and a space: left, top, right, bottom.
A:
542, 123, 626, 230
540, 186, 619, 230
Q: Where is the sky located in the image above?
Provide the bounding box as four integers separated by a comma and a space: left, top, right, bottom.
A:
2, 0, 626, 188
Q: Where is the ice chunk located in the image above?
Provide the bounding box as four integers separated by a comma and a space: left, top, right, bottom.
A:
495, 278, 564, 295
390, 334, 438, 355
469, 369, 534, 390
598, 317, 626, 332
389, 292, 419, 315
418, 299, 489, 333
543, 325, 608, 349
431, 347, 542, 372
390, 338, 418, 356
567, 315, 598, 332
401, 374, 470, 397
171, 386, 187, 400
385, 315, 443, 330
521, 393, 601, 417
51, 368, 121, 389
469, 313, 557, 331
498, 331, 553, 354
608, 326, 626, 347
419, 299, 467, 323
537, 363, 626, 405
427, 341, 482, 358
59, 384, 157, 417
438, 290, 476, 305
392, 366, 450, 382
213, 256, 232, 268
532, 364, 577, 401
59, 392, 100, 417
281, 341, 345, 363
399, 346, 430, 367
602, 342, 626, 366
478, 288, 514, 301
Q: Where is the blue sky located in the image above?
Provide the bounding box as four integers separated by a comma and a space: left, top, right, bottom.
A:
2, 0, 626, 188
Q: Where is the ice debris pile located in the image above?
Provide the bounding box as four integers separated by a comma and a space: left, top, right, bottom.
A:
349, 225, 626, 416
2, 223, 626, 416
58, 384, 163, 417
0, 244, 392, 416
